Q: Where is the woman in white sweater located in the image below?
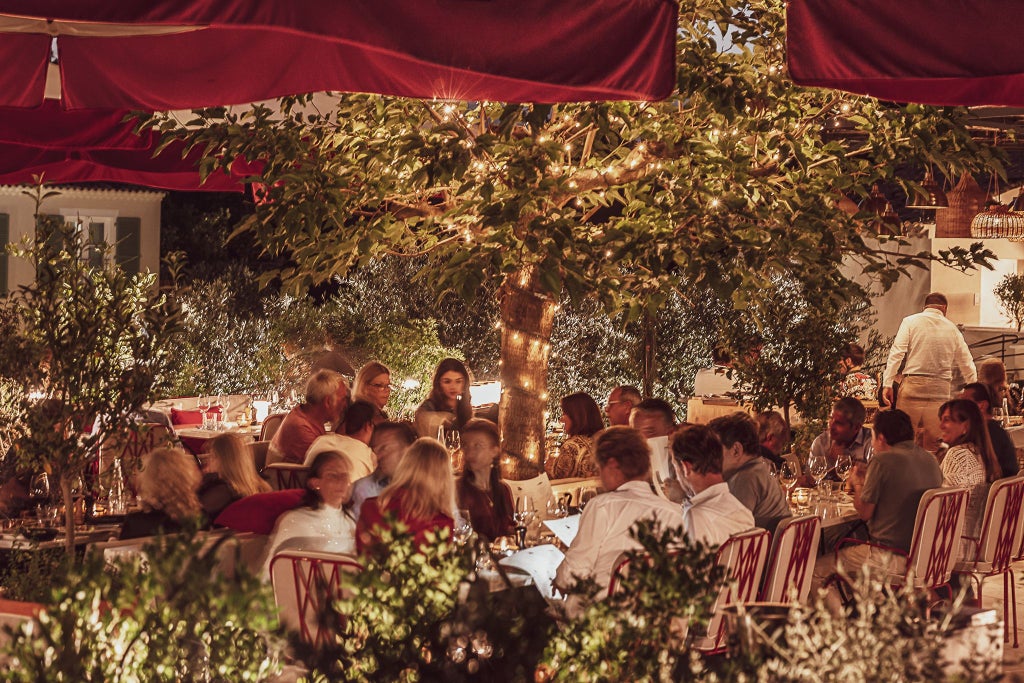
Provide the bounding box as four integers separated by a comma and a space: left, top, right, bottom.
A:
262, 450, 357, 578
938, 398, 1002, 556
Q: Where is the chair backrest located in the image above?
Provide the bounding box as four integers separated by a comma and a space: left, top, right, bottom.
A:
759, 514, 821, 603
260, 413, 288, 443
973, 475, 1024, 571
270, 550, 362, 647
507, 473, 553, 514
100, 423, 177, 494
697, 528, 771, 652
905, 486, 969, 590
265, 463, 309, 491
249, 440, 271, 474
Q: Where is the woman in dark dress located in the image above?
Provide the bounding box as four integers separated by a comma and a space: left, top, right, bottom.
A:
456, 419, 514, 541
120, 447, 203, 539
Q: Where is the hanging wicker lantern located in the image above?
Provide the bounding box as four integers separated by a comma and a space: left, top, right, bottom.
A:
970, 203, 1024, 239
935, 174, 985, 237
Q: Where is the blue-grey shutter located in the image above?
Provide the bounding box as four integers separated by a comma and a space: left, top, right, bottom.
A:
115, 217, 141, 274
88, 221, 105, 268
0, 213, 8, 296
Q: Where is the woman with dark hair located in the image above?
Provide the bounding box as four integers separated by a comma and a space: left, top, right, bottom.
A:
456, 419, 514, 541
938, 398, 1002, 554
414, 358, 473, 437
352, 361, 392, 423
356, 437, 456, 552
199, 433, 271, 521
545, 392, 604, 479
261, 450, 356, 577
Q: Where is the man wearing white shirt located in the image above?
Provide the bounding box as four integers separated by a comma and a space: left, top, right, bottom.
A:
882, 292, 977, 452
670, 423, 755, 546
554, 427, 684, 601
304, 400, 377, 480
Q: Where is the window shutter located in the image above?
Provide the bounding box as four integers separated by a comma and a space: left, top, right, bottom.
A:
0, 213, 8, 296
88, 221, 105, 268
115, 217, 141, 274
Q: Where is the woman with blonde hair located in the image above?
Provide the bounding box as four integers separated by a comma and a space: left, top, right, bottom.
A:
356, 437, 455, 552
352, 361, 392, 423
199, 433, 272, 521
120, 447, 203, 539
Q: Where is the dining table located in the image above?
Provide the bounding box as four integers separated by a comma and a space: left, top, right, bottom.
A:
176, 423, 260, 456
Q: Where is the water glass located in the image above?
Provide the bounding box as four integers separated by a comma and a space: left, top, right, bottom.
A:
454, 509, 473, 545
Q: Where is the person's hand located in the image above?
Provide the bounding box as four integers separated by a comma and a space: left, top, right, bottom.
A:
662, 478, 685, 503
881, 386, 893, 407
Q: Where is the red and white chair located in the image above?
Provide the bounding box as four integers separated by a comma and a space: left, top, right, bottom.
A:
954, 475, 1024, 647
269, 550, 362, 648
759, 514, 821, 604
264, 463, 309, 491
693, 528, 771, 654
830, 487, 969, 604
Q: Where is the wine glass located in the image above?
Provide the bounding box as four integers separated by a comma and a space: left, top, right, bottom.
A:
834, 453, 853, 494
546, 494, 568, 519
454, 509, 473, 545
806, 453, 831, 489
197, 395, 210, 429
778, 460, 798, 504
578, 485, 598, 510
444, 427, 461, 454
513, 497, 536, 548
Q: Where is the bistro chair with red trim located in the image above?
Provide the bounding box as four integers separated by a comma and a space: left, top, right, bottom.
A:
693, 527, 771, 655
759, 514, 821, 603
269, 550, 362, 648
828, 487, 968, 605
954, 475, 1024, 647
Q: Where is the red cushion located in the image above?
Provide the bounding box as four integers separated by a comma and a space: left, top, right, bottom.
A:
213, 489, 305, 535
171, 406, 221, 426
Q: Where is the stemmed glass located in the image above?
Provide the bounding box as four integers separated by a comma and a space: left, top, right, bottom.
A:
454, 509, 473, 546
806, 453, 832, 491
513, 497, 536, 548
197, 395, 210, 429
778, 460, 798, 505
578, 485, 598, 510
546, 494, 569, 519
834, 453, 853, 497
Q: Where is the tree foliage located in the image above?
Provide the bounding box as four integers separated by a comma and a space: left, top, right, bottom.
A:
0, 191, 179, 550
150, 0, 996, 323
994, 272, 1024, 332
0, 528, 283, 682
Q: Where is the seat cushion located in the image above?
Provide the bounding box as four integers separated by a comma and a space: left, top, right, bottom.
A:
214, 489, 306, 535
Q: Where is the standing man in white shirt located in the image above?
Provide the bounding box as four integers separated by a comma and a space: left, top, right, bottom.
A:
882, 292, 977, 452
670, 424, 755, 545
554, 426, 684, 603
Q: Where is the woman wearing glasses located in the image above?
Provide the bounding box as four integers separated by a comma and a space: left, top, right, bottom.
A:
353, 361, 392, 423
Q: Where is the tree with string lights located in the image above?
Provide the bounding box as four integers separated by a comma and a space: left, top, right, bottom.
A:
154, 0, 998, 477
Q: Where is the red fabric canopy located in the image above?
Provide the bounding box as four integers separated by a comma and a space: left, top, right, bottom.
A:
0, 101, 248, 191
0, 0, 679, 109
787, 0, 1024, 106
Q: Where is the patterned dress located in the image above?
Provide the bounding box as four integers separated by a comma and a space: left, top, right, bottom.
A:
939, 444, 988, 557
545, 434, 598, 479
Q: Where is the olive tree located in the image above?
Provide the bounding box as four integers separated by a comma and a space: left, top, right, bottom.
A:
150, 0, 996, 475
0, 190, 179, 552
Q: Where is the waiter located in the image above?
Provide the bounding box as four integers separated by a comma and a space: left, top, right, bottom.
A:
881, 292, 976, 452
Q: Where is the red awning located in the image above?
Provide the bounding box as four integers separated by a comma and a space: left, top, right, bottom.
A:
787, 0, 1024, 106
0, 101, 248, 191
0, 0, 679, 109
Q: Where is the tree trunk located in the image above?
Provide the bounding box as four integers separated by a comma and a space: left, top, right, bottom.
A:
498, 266, 556, 479
61, 474, 75, 555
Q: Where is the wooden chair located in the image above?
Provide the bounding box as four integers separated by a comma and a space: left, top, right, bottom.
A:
270, 550, 362, 648
265, 463, 309, 491
759, 514, 821, 603
249, 440, 271, 474
830, 487, 969, 603
954, 475, 1024, 647
259, 413, 288, 443
692, 528, 771, 654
